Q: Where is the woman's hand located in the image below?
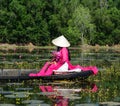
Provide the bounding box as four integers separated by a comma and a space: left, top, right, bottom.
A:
51, 61, 57, 64
48, 61, 56, 64
52, 51, 61, 57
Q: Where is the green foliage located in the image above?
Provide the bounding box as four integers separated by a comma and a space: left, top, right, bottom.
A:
0, 0, 120, 46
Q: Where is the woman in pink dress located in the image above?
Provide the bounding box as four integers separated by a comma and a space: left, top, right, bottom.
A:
29, 35, 98, 77
29, 35, 71, 76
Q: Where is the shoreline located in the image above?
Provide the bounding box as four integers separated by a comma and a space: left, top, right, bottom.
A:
0, 43, 120, 52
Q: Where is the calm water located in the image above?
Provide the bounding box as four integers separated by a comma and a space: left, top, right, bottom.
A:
0, 47, 120, 106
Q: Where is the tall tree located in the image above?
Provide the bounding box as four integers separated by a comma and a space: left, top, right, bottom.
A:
67, 4, 95, 45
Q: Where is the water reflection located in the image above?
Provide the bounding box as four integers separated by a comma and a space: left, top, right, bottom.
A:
39, 82, 98, 106
0, 81, 98, 106
0, 79, 120, 105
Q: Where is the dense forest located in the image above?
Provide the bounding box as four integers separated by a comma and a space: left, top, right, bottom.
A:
0, 0, 120, 46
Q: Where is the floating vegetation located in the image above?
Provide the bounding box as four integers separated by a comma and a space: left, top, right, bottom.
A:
15, 88, 33, 91
0, 104, 15, 106
0, 91, 14, 95
6, 83, 23, 86
0, 48, 120, 105
75, 103, 97, 106
22, 100, 43, 104
4, 92, 30, 99
100, 102, 120, 106
25, 104, 50, 106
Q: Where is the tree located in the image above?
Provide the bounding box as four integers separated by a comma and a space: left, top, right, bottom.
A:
67, 4, 95, 45
0, 0, 120, 46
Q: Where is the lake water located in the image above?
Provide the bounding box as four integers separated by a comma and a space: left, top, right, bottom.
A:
0, 47, 120, 106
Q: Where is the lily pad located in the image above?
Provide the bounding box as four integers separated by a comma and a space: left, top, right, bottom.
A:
0, 91, 14, 95
4, 94, 28, 98
22, 100, 43, 104
0, 104, 15, 106
76, 104, 97, 106
7, 83, 22, 86
100, 102, 120, 106
38, 92, 56, 96
26, 104, 50, 106
15, 88, 33, 91
4, 92, 29, 98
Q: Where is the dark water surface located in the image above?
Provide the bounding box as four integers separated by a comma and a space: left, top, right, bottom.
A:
0, 47, 120, 106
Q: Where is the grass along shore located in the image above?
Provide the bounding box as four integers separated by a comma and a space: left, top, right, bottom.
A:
0, 43, 120, 52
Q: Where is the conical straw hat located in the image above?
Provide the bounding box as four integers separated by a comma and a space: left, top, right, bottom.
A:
52, 35, 70, 47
